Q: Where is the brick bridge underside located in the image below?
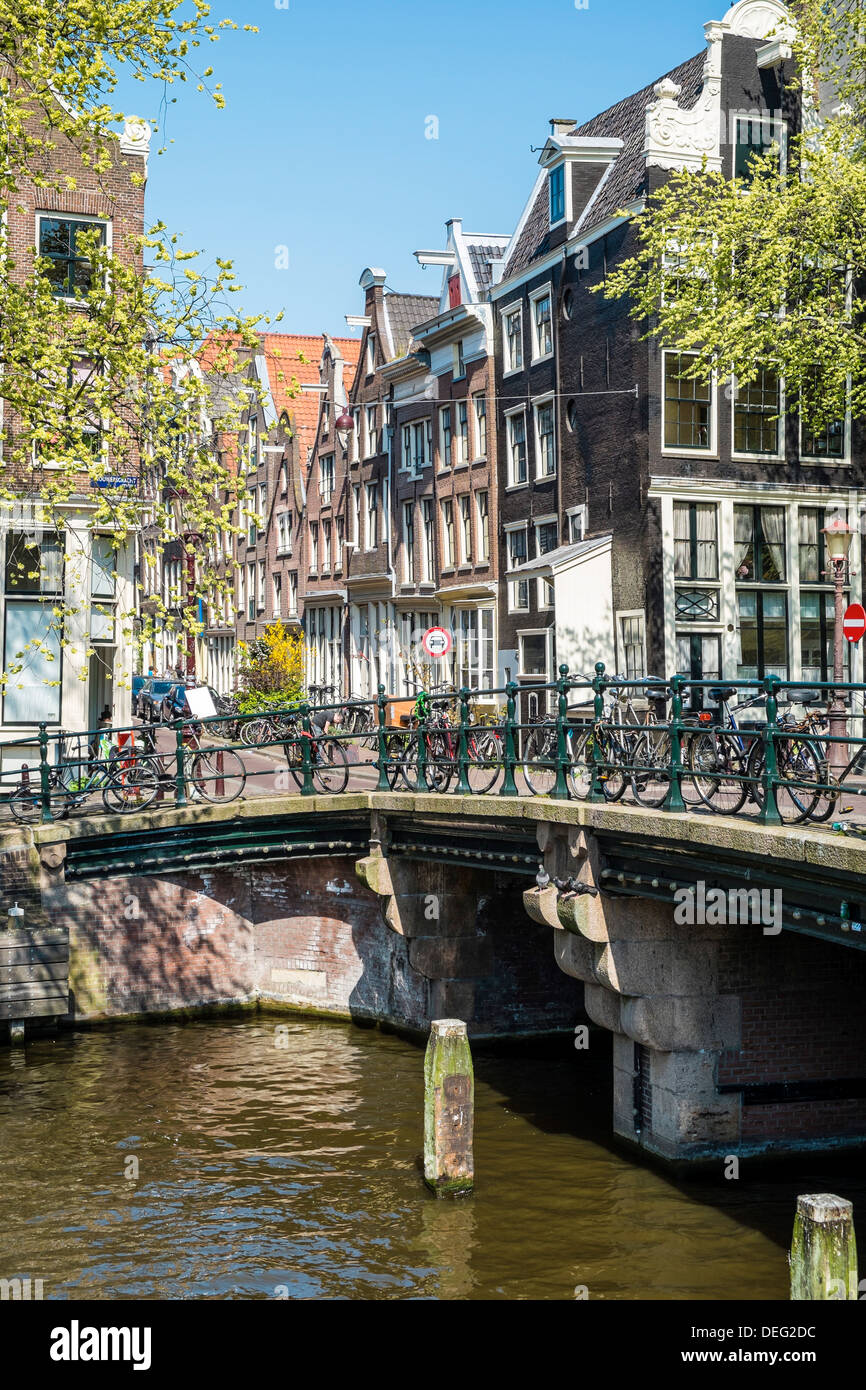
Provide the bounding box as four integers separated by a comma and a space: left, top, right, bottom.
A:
4, 791, 866, 1164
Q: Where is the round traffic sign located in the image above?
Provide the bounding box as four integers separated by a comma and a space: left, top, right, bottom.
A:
843, 602, 866, 643
422, 625, 452, 659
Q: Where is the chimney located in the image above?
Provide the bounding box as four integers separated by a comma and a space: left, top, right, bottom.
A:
550, 117, 576, 138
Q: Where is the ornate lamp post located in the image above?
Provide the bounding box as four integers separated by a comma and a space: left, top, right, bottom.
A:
822, 515, 853, 775
335, 407, 354, 455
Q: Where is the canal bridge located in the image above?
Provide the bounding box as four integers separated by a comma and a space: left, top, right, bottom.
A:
4, 789, 866, 1165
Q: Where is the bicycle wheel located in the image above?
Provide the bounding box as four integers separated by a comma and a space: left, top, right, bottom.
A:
312, 738, 349, 794
240, 717, 272, 748
384, 731, 413, 789
103, 760, 160, 813
688, 729, 749, 815
466, 728, 502, 794
8, 783, 47, 823
190, 747, 247, 804
749, 736, 821, 824
522, 724, 557, 796
422, 730, 454, 792
568, 728, 593, 799
631, 727, 672, 809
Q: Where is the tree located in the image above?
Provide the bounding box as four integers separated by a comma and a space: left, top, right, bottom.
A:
0, 2, 281, 705
599, 1, 866, 436
237, 624, 305, 714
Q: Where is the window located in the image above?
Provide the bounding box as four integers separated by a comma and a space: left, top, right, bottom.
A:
412, 420, 427, 473
459, 495, 471, 563
309, 522, 318, 573
448, 274, 461, 308
801, 393, 846, 460
617, 612, 646, 680
800, 591, 848, 683
531, 290, 553, 359
536, 520, 558, 555
272, 572, 282, 619
322, 400, 331, 436
473, 392, 487, 458
535, 400, 555, 476
519, 631, 549, 678
673, 502, 718, 579
549, 164, 565, 225
441, 499, 455, 568
421, 499, 434, 582
366, 483, 378, 548
352, 484, 361, 546
336, 516, 344, 564
279, 460, 288, 494
258, 560, 266, 610
38, 216, 106, 298
504, 307, 523, 373
734, 114, 784, 184
248, 415, 259, 473
258, 481, 267, 533
246, 491, 257, 548
733, 367, 780, 455
288, 570, 298, 616
454, 340, 465, 380
90, 534, 117, 642
366, 332, 376, 375
663, 352, 712, 451
402, 424, 411, 471
439, 406, 453, 468
798, 507, 824, 584
322, 520, 332, 572
507, 526, 528, 610
456, 401, 469, 465
277, 511, 292, 555
247, 561, 255, 622
319, 454, 335, 502
403, 502, 415, 583
507, 410, 527, 486
365, 405, 378, 457
238, 566, 245, 614
454, 608, 494, 692
737, 590, 788, 680
734, 505, 785, 583
567, 506, 586, 543
476, 491, 489, 562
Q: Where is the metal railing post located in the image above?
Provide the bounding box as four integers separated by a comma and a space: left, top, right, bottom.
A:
552, 664, 571, 800
500, 681, 519, 797
38, 721, 54, 823
375, 684, 389, 792
174, 719, 188, 808
587, 662, 607, 803
457, 687, 471, 795
759, 675, 782, 826
300, 702, 315, 796
414, 700, 430, 793
663, 675, 687, 813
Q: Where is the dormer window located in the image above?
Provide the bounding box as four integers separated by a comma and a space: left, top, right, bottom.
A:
549, 164, 565, 225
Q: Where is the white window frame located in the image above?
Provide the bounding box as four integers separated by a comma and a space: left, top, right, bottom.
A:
616, 609, 647, 680
365, 482, 378, 550
35, 211, 112, 307
308, 522, 318, 574
364, 404, 378, 458
798, 399, 852, 466
319, 452, 335, 501
455, 400, 469, 467
458, 494, 472, 566
566, 504, 587, 543
533, 394, 557, 478
352, 483, 362, 546
439, 404, 453, 470
505, 521, 529, 613
505, 406, 528, 489
730, 368, 785, 463
661, 349, 717, 458
517, 627, 552, 681
502, 300, 524, 377
548, 162, 567, 228
440, 498, 455, 570
276, 511, 292, 556
473, 391, 487, 460
529, 283, 554, 363
476, 489, 490, 563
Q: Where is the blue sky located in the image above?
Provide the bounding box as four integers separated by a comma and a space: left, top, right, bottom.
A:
138, 0, 716, 337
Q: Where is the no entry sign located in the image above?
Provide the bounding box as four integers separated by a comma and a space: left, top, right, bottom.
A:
843, 602, 866, 643
422, 626, 452, 659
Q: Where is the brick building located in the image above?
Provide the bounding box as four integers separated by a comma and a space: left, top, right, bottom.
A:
0, 98, 149, 758
492, 0, 864, 702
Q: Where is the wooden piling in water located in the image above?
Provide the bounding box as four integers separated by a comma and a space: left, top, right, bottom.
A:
790, 1194, 858, 1299
424, 1019, 474, 1197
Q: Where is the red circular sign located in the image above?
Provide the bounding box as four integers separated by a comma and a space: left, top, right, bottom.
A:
422, 626, 452, 658
843, 602, 866, 643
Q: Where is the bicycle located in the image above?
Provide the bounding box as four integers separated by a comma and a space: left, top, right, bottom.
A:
279, 720, 349, 794
130, 722, 247, 806
385, 686, 503, 793
9, 730, 160, 823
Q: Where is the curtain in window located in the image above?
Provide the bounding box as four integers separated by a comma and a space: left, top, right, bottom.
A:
798, 509, 819, 582
695, 503, 717, 579
734, 506, 753, 577
762, 506, 785, 581
673, 503, 690, 577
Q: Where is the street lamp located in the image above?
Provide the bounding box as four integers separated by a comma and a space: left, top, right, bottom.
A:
335, 407, 354, 455
822, 515, 853, 775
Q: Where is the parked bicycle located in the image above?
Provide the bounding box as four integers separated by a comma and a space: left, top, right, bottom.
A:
9, 730, 160, 823
385, 685, 503, 793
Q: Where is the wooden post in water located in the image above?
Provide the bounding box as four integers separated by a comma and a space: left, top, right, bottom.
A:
790, 1194, 858, 1299
424, 1019, 474, 1197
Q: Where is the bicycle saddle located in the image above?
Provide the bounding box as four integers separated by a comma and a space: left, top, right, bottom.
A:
787, 689, 822, 705
707, 685, 737, 702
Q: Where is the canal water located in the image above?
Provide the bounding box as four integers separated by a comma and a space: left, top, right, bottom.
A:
1, 1017, 864, 1300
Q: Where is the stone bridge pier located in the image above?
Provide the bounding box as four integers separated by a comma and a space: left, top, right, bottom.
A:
524, 819, 866, 1163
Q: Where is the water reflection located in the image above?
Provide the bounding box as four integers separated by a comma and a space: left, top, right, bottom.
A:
0, 1018, 863, 1299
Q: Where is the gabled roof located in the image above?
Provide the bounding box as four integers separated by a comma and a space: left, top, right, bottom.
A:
383, 293, 438, 358
502, 50, 706, 280
465, 237, 509, 295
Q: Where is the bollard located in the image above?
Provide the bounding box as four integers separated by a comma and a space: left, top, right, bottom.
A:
790, 1193, 858, 1299
424, 1019, 474, 1197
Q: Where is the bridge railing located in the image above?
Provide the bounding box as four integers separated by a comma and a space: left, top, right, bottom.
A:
1, 665, 864, 829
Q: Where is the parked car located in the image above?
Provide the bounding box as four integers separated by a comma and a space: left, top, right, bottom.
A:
131, 674, 149, 716
139, 678, 174, 725
160, 682, 224, 724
